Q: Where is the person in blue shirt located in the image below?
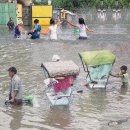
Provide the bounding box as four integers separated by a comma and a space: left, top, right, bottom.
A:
28, 19, 41, 39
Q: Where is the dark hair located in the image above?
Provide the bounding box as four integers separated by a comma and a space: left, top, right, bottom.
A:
34, 19, 39, 24
120, 65, 127, 71
79, 18, 85, 25
50, 18, 55, 25
8, 67, 17, 74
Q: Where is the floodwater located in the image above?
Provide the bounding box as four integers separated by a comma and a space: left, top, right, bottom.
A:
0, 9, 130, 130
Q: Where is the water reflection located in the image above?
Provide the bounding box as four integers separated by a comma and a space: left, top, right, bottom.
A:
89, 90, 107, 112
97, 9, 107, 21
45, 107, 71, 129
112, 10, 121, 21
9, 106, 23, 130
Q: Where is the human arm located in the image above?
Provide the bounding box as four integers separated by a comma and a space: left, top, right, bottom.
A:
32, 28, 35, 32
56, 17, 62, 26
39, 28, 50, 35
65, 19, 78, 27
10, 91, 17, 102
86, 25, 94, 32
86, 28, 94, 32
110, 72, 124, 78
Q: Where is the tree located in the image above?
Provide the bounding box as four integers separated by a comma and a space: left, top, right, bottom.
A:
33, 0, 130, 9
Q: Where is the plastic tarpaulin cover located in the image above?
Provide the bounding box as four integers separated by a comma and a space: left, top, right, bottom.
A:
79, 50, 116, 67
79, 50, 116, 88
43, 60, 80, 77
86, 64, 113, 88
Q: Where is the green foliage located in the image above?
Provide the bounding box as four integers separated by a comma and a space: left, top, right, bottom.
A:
51, 0, 130, 10
32, 0, 48, 5
52, 0, 77, 10
31, 0, 130, 10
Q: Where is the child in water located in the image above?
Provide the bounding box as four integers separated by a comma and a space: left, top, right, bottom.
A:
14, 19, 23, 38
66, 18, 93, 40
39, 18, 62, 40
7, 17, 14, 31
28, 19, 41, 39
110, 65, 129, 87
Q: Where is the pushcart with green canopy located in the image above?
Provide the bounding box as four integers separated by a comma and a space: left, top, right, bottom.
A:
79, 50, 116, 88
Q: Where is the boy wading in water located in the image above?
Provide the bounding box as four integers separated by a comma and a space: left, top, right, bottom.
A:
110, 65, 129, 87
8, 67, 23, 105
7, 17, 14, 31
27, 19, 41, 39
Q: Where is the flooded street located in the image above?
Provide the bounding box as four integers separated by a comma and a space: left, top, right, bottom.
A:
0, 10, 130, 130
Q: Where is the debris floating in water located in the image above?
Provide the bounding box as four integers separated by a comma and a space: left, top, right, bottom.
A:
108, 117, 130, 126
77, 90, 83, 93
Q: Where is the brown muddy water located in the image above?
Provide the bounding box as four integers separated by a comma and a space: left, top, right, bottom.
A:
0, 10, 130, 130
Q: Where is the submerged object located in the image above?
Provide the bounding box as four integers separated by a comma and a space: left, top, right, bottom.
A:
42, 60, 79, 106
46, 87, 72, 106
79, 50, 116, 88
5, 95, 34, 105
24, 95, 33, 103
77, 90, 83, 93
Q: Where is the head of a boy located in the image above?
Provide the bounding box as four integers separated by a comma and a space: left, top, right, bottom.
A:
34, 19, 39, 24
8, 67, 17, 78
120, 65, 127, 74
50, 18, 55, 25
10, 17, 13, 21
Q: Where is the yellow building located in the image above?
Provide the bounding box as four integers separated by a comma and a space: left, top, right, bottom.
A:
32, 5, 52, 26
17, 3, 22, 22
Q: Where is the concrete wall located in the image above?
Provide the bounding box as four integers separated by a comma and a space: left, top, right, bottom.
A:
0, 0, 32, 26
22, 6, 31, 26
